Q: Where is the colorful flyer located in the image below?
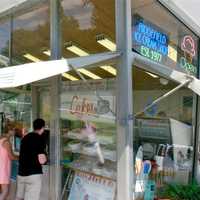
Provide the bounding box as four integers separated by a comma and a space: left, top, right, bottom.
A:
68, 171, 116, 200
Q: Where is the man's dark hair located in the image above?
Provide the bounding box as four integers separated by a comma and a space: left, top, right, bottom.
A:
33, 118, 45, 130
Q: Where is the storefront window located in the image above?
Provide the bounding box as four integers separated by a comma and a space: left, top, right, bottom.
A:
12, 1, 50, 65
60, 72, 117, 199
132, 66, 194, 199
0, 90, 32, 136
0, 19, 10, 67
61, 0, 116, 59
132, 0, 199, 76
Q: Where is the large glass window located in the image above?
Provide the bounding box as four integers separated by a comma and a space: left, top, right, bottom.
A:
132, 66, 194, 199
132, 0, 199, 76
0, 19, 10, 67
12, 1, 50, 65
60, 67, 117, 199
60, 0, 116, 82
61, 0, 116, 59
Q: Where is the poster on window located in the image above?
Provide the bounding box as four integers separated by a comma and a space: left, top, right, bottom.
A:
68, 171, 116, 200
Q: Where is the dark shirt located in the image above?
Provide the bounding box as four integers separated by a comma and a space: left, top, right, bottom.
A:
18, 132, 45, 176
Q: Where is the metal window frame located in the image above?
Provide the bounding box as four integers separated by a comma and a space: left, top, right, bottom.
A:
192, 38, 200, 180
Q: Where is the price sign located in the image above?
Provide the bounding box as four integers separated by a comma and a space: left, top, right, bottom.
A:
132, 17, 168, 64
68, 171, 116, 200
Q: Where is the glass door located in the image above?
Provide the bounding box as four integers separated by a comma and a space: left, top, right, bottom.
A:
132, 66, 195, 200
33, 85, 50, 199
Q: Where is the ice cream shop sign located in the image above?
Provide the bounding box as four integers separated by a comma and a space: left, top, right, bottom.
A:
69, 95, 112, 116
179, 35, 197, 75
70, 95, 96, 115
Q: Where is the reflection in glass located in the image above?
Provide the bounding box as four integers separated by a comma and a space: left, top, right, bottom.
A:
0, 20, 9, 67
61, 0, 116, 58
12, 2, 50, 65
60, 77, 117, 199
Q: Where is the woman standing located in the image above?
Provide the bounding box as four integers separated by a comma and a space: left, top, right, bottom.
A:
0, 130, 18, 200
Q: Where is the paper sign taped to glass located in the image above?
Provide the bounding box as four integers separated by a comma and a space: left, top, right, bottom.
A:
68, 171, 116, 200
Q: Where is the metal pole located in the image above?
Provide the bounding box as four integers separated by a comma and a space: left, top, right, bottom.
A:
9, 14, 13, 66
49, 0, 61, 199
31, 85, 39, 120
116, 0, 133, 200
193, 39, 200, 181
135, 79, 191, 117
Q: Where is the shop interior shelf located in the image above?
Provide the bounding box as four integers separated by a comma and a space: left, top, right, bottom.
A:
63, 147, 116, 162
62, 132, 115, 145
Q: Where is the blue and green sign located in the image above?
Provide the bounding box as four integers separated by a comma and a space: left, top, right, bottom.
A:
133, 19, 168, 63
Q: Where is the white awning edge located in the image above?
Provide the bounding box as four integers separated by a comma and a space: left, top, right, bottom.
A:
0, 52, 120, 88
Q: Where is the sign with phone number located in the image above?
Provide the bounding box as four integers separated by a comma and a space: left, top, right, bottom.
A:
140, 45, 162, 63
133, 19, 168, 64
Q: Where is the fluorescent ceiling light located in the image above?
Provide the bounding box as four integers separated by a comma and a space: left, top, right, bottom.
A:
65, 44, 102, 79
62, 73, 78, 81
100, 66, 117, 76
168, 45, 177, 62
97, 38, 116, 51
23, 54, 41, 62
77, 69, 101, 79
146, 72, 158, 78
43, 50, 51, 56
66, 45, 89, 57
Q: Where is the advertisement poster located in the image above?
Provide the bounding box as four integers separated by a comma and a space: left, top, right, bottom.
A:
68, 171, 116, 200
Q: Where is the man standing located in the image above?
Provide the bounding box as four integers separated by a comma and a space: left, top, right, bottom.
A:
15, 118, 47, 200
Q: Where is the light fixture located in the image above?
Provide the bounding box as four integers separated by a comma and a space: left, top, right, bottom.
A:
146, 72, 158, 78
160, 78, 169, 85
23, 54, 41, 62
168, 45, 177, 62
96, 35, 116, 51
100, 66, 117, 76
43, 50, 51, 56
65, 43, 89, 57
77, 69, 101, 79
62, 73, 79, 81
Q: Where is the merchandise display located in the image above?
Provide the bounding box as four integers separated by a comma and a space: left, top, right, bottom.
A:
134, 117, 193, 200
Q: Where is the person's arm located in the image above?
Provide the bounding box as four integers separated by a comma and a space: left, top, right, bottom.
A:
38, 153, 47, 164
3, 140, 19, 160
37, 138, 47, 165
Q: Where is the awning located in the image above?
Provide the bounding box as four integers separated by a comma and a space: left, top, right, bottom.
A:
0, 0, 44, 17
159, 0, 200, 36
0, 52, 119, 88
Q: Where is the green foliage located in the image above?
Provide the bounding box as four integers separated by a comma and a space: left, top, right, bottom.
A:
160, 181, 200, 200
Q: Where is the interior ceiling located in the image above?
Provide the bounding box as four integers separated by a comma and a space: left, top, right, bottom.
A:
63, 66, 178, 91
133, 67, 177, 90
